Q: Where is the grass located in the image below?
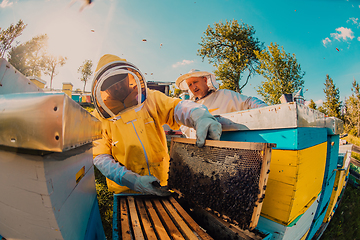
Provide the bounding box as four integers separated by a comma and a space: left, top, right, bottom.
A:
94, 167, 113, 240
320, 134, 360, 240
344, 135, 360, 161
320, 184, 360, 240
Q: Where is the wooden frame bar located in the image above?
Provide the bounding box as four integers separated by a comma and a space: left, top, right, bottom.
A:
113, 195, 213, 240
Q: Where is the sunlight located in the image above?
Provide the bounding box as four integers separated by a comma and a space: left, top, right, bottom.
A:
42, 10, 97, 60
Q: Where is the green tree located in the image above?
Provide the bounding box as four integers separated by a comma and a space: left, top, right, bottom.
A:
78, 59, 93, 93
344, 79, 360, 136
43, 55, 67, 90
8, 34, 48, 77
198, 19, 264, 92
255, 42, 305, 105
308, 99, 317, 110
323, 74, 341, 119
0, 19, 27, 58
172, 88, 182, 98
318, 105, 327, 115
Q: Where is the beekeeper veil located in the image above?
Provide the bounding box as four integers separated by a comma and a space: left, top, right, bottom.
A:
91, 54, 147, 119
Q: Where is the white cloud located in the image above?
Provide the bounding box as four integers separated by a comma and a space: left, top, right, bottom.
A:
358, 37, 360, 41
172, 59, 194, 68
347, 17, 358, 24
0, 0, 13, 8
347, 17, 360, 28
330, 27, 354, 41
315, 99, 323, 106
322, 37, 331, 47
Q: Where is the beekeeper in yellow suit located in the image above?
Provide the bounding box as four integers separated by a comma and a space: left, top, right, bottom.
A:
92, 54, 222, 196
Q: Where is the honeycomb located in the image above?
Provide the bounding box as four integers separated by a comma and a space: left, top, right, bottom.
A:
168, 140, 272, 230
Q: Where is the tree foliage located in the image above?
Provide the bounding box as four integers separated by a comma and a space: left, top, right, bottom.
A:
8, 34, 48, 77
255, 42, 305, 105
0, 19, 27, 59
78, 59, 93, 93
323, 74, 342, 119
198, 19, 264, 92
308, 99, 317, 110
318, 105, 327, 115
344, 79, 360, 136
171, 88, 182, 98
43, 54, 67, 89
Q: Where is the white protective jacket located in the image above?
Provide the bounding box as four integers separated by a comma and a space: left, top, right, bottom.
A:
176, 69, 267, 138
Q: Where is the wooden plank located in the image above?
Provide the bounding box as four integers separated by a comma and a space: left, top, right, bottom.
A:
127, 196, 145, 239
144, 199, 171, 240
250, 147, 272, 229
136, 198, 158, 240
169, 197, 213, 240
120, 198, 131, 240
172, 138, 275, 151
152, 199, 184, 240
352, 144, 360, 155
190, 206, 260, 240
351, 157, 360, 168
161, 199, 199, 240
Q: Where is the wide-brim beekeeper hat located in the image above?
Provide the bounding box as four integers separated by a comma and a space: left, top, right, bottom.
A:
175, 69, 219, 91
91, 54, 147, 119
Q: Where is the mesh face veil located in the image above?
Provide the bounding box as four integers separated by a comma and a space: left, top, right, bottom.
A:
92, 61, 147, 119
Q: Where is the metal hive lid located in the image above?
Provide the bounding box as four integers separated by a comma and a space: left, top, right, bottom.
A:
0, 58, 43, 94
215, 102, 343, 135
0, 92, 101, 152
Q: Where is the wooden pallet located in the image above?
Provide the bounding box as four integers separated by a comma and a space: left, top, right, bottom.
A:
113, 195, 213, 240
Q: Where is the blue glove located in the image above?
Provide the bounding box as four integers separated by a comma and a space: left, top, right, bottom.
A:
190, 108, 222, 147
122, 172, 170, 196
94, 154, 170, 196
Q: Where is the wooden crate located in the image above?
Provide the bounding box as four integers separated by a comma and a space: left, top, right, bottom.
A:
113, 195, 213, 240
168, 138, 274, 230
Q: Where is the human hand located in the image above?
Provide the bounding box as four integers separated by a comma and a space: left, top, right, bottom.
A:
191, 108, 222, 147
123, 172, 170, 196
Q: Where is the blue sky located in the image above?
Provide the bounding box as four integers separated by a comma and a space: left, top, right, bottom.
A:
1, 0, 359, 106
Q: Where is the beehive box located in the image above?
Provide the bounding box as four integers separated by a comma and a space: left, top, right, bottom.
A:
168, 138, 274, 230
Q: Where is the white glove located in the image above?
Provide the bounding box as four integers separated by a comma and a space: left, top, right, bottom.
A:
190, 108, 222, 147
94, 154, 170, 196
174, 101, 222, 147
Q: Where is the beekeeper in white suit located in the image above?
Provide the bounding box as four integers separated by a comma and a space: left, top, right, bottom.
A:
92, 55, 222, 196
176, 69, 267, 138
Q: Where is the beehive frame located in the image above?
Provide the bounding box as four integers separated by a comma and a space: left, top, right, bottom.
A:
113, 195, 213, 240
168, 138, 274, 230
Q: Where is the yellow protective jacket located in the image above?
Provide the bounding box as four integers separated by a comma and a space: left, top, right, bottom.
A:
93, 89, 182, 193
